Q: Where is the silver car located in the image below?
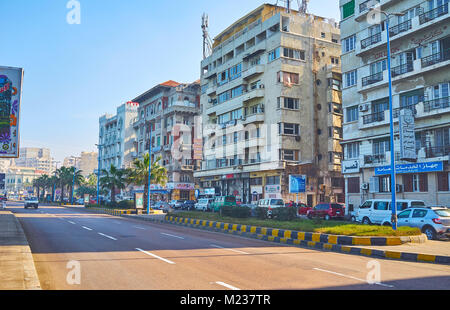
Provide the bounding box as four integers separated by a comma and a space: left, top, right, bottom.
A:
382, 207, 450, 240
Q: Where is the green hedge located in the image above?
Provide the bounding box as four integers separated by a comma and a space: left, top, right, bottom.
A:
271, 207, 298, 221
220, 205, 251, 218
86, 200, 135, 210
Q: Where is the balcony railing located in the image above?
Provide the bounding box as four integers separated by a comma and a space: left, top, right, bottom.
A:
391, 62, 414, 78
364, 154, 387, 164
361, 32, 382, 49
419, 4, 449, 24
393, 104, 417, 118
359, 0, 380, 14
424, 96, 450, 112
425, 145, 450, 158
363, 111, 385, 124
362, 71, 383, 86
421, 49, 450, 68
389, 20, 412, 37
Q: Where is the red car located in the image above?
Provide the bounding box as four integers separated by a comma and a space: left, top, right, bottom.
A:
307, 203, 346, 221
297, 203, 313, 216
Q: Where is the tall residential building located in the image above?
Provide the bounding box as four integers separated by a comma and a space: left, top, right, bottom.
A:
14, 147, 54, 174
340, 0, 450, 211
132, 80, 201, 201
63, 155, 80, 168
98, 102, 139, 171
63, 152, 98, 177
195, 4, 344, 206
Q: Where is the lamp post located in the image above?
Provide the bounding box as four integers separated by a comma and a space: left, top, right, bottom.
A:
147, 123, 152, 215
369, 8, 405, 230
95, 144, 102, 206
52, 161, 60, 202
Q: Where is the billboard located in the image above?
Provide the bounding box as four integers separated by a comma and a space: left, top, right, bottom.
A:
0, 66, 23, 158
289, 175, 306, 194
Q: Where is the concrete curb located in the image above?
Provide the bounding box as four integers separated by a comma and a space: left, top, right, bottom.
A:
66, 208, 448, 265
0, 211, 41, 290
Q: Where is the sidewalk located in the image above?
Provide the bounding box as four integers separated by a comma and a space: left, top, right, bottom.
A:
0, 210, 41, 290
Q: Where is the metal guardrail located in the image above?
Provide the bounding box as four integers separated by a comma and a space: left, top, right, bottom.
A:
362, 71, 383, 86
424, 96, 450, 112
359, 0, 380, 14
419, 4, 449, 24
421, 49, 450, 68
391, 62, 414, 77
425, 146, 450, 158
361, 32, 382, 49
389, 20, 412, 37
363, 111, 385, 124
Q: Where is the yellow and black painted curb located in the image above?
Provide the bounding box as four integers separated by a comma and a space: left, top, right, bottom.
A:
161, 216, 448, 265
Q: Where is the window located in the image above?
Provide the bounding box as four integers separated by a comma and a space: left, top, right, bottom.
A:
268, 48, 280, 62
345, 143, 360, 159
346, 106, 359, 122
342, 0, 355, 19
229, 63, 242, 81
283, 48, 305, 60
379, 175, 391, 193
373, 138, 390, 155
277, 71, 299, 85
404, 174, 428, 192
280, 123, 300, 135
266, 176, 280, 185
344, 70, 357, 87
278, 97, 299, 110
347, 177, 360, 193
398, 209, 412, 219
412, 209, 428, 218
374, 201, 389, 211
437, 172, 450, 191
331, 56, 339, 65
342, 35, 356, 53
281, 150, 299, 161
250, 178, 262, 185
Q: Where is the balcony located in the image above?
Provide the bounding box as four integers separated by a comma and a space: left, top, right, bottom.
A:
392, 104, 417, 119
359, 0, 380, 14
389, 20, 412, 37
242, 113, 265, 125
391, 62, 414, 78
364, 154, 387, 165
181, 165, 194, 171
423, 96, 450, 112
421, 49, 450, 68
419, 4, 449, 25
363, 111, 385, 125
362, 71, 383, 87
242, 65, 264, 80
242, 88, 265, 103
424, 146, 450, 159
361, 32, 382, 50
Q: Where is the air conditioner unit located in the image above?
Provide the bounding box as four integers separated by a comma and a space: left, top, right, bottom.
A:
359, 104, 369, 112
361, 183, 369, 191
259, 84, 265, 89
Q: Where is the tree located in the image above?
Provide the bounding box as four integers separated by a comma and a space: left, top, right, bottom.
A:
56, 167, 73, 202
99, 165, 127, 204
127, 154, 168, 208
67, 167, 84, 202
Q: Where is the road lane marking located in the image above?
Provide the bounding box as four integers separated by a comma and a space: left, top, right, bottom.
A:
215, 282, 241, 290
313, 268, 394, 288
210, 244, 249, 255
82, 226, 93, 231
134, 226, 146, 230
98, 233, 117, 241
68, 221, 76, 225
161, 232, 185, 240
135, 248, 175, 265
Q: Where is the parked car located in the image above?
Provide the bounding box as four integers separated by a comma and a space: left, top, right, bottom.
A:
211, 196, 237, 212
381, 207, 450, 240
357, 199, 426, 225
183, 200, 196, 211
76, 198, 85, 205
307, 203, 346, 221
24, 197, 39, 209
195, 198, 214, 212
172, 200, 186, 210
296, 203, 312, 216
0, 196, 7, 202
153, 201, 169, 210
257, 198, 285, 218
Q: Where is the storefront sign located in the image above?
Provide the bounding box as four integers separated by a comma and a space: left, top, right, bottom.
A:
84, 194, 90, 204
205, 188, 215, 195
265, 185, 281, 193
342, 160, 360, 174
375, 161, 444, 176
166, 183, 195, 190
251, 186, 263, 194
289, 175, 306, 193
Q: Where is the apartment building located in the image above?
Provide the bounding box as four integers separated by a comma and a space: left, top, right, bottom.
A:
340, 0, 450, 211
14, 147, 54, 174
132, 80, 201, 201
195, 4, 344, 206
5, 166, 46, 196
63, 152, 98, 177
98, 102, 139, 171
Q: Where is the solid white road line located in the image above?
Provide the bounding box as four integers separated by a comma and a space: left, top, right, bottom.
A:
134, 226, 146, 230
215, 282, 241, 290
82, 226, 93, 231
161, 232, 185, 240
313, 268, 395, 288
135, 248, 175, 265
210, 244, 249, 255
98, 232, 118, 241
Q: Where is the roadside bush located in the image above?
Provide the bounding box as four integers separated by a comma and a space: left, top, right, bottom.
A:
271, 207, 297, 221
255, 207, 269, 220
220, 205, 251, 218
117, 200, 135, 209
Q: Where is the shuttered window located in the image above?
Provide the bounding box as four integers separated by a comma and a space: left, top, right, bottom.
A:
342, 0, 355, 19
347, 177, 360, 193
438, 172, 450, 192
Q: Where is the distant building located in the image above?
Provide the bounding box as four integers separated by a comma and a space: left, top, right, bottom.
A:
14, 148, 54, 174
5, 166, 46, 196
78, 152, 98, 177
63, 155, 80, 169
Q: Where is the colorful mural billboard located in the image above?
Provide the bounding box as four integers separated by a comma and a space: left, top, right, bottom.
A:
0, 66, 23, 158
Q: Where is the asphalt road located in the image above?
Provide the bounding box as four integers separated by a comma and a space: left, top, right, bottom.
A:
7, 202, 450, 290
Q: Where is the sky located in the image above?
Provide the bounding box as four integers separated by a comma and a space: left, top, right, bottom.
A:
0, 0, 340, 163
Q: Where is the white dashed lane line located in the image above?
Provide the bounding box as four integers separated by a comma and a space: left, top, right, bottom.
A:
135, 248, 175, 265
82, 226, 93, 231
161, 232, 185, 240
210, 244, 250, 255
313, 268, 395, 288
98, 233, 118, 241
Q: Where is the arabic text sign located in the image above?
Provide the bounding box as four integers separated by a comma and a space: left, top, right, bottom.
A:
289, 175, 306, 194
0, 67, 23, 158
375, 161, 444, 176
399, 109, 417, 161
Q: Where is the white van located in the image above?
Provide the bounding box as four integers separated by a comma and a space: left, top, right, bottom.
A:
357, 199, 426, 225
258, 198, 285, 218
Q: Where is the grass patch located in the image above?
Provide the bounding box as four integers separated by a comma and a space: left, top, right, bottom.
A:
169, 211, 421, 237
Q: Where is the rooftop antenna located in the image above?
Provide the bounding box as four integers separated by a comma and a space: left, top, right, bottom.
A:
299, 0, 309, 15
202, 13, 213, 59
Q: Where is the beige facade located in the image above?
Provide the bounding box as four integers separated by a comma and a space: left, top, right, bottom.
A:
340, 0, 450, 211
14, 148, 54, 174
195, 4, 344, 206
5, 166, 46, 195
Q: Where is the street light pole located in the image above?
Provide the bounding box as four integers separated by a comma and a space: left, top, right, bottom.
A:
147, 123, 152, 215
96, 144, 102, 206
369, 8, 404, 230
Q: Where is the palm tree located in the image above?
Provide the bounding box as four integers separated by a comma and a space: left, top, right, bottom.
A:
56, 167, 73, 203
68, 167, 84, 203
99, 165, 127, 204
32, 177, 43, 200
40, 175, 50, 201
127, 154, 168, 208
